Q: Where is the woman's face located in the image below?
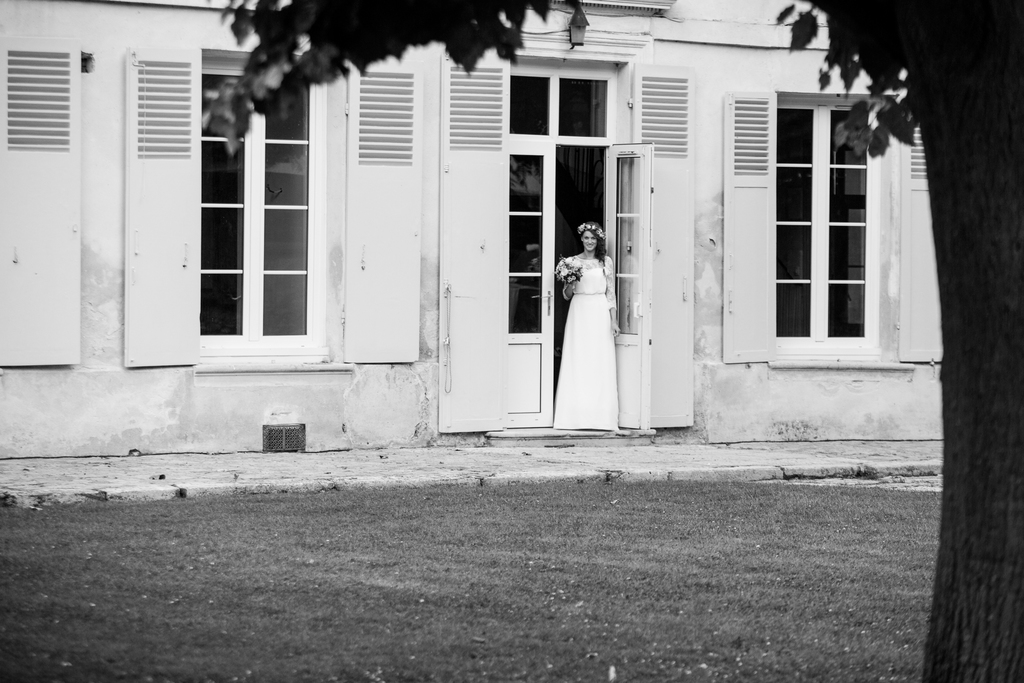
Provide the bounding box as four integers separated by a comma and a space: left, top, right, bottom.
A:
581, 230, 598, 252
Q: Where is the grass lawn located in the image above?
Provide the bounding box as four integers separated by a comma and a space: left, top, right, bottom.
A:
0, 480, 938, 683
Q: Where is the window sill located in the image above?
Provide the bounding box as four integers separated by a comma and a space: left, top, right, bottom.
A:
768, 360, 918, 382
193, 362, 354, 388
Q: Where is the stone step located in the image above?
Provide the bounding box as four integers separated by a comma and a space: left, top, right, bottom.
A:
485, 428, 656, 448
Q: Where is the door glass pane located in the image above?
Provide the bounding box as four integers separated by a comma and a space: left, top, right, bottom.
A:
831, 110, 866, 165
778, 109, 813, 163
265, 87, 309, 141
617, 275, 639, 334
777, 167, 813, 221
264, 209, 308, 271
510, 155, 543, 212
264, 274, 307, 335
777, 283, 810, 337
202, 140, 244, 204
776, 225, 811, 280
828, 283, 865, 337
829, 225, 865, 280
265, 143, 308, 206
559, 79, 607, 137
201, 208, 243, 270
510, 216, 542, 272
617, 157, 637, 213
510, 76, 549, 135
829, 168, 866, 222
616, 216, 639, 275
509, 276, 541, 333
201, 274, 242, 335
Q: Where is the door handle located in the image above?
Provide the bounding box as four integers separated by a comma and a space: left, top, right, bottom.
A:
532, 290, 553, 315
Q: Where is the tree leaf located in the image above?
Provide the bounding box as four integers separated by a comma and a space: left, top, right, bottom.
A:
876, 98, 916, 146
790, 12, 819, 51
868, 122, 891, 157
777, 5, 796, 24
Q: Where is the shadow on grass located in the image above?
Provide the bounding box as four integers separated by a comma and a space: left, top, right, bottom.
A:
0, 481, 938, 682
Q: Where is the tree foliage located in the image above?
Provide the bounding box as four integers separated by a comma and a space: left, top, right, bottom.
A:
777, 2, 916, 157
207, 0, 566, 147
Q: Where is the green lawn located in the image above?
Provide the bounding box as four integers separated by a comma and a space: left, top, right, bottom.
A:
0, 481, 938, 683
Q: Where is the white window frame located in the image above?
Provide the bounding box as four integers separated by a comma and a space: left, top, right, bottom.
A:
775, 98, 880, 361
199, 55, 328, 363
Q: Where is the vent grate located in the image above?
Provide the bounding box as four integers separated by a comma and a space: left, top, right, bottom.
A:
911, 128, 927, 181
358, 72, 415, 166
263, 423, 306, 453
136, 58, 192, 159
449, 66, 503, 151
732, 97, 770, 176
7, 49, 72, 152
641, 76, 689, 159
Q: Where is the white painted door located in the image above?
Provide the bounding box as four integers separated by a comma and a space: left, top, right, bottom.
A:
506, 140, 556, 427
609, 144, 654, 429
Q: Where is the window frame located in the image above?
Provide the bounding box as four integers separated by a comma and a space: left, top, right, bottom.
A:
775, 97, 881, 361
198, 54, 328, 363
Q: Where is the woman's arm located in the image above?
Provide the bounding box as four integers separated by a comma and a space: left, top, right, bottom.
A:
562, 281, 575, 300
605, 257, 619, 336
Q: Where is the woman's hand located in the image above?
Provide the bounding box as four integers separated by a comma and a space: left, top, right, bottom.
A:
610, 312, 620, 337
563, 281, 575, 300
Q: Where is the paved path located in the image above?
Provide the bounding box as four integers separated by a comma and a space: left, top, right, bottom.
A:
0, 440, 943, 507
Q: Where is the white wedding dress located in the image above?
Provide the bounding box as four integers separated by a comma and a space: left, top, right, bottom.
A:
553, 256, 619, 430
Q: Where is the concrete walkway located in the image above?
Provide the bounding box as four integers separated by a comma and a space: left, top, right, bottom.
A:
0, 440, 943, 507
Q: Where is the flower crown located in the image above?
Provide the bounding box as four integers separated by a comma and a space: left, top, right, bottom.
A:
576, 222, 605, 240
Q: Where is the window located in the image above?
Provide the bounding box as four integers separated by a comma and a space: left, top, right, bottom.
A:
199, 68, 325, 360
775, 103, 877, 357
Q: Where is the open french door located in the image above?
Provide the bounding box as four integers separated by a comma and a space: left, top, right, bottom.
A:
608, 144, 654, 429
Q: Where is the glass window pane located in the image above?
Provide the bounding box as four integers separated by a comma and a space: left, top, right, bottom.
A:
510, 216, 542, 272
263, 274, 307, 335
617, 276, 639, 334
616, 216, 639, 275
558, 79, 607, 137
265, 88, 308, 141
202, 139, 244, 204
829, 225, 865, 280
510, 76, 549, 135
831, 110, 866, 165
201, 273, 242, 335
617, 157, 637, 213
828, 283, 865, 337
777, 283, 810, 337
510, 155, 543, 212
777, 225, 811, 280
829, 168, 866, 222
265, 143, 308, 206
777, 167, 813, 222
777, 109, 813, 164
264, 209, 308, 271
201, 208, 243, 270
509, 275, 541, 333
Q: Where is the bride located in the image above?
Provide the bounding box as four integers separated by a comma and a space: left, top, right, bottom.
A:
553, 221, 619, 431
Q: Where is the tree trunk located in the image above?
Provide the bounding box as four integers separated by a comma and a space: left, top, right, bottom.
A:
896, 1, 1024, 680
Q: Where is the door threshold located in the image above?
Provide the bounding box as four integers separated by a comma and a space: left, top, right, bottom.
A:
485, 427, 656, 447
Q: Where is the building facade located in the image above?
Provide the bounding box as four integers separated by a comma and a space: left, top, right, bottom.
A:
0, 0, 943, 458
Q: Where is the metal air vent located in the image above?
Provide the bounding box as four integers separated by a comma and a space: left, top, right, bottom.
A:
263, 423, 306, 452
358, 72, 414, 166
135, 56, 193, 159
911, 128, 927, 181
732, 97, 771, 176
449, 66, 503, 151
641, 75, 689, 159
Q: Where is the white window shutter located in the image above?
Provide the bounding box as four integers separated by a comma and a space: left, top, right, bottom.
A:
899, 129, 942, 362
124, 48, 201, 367
633, 64, 694, 427
343, 60, 424, 363
0, 37, 81, 366
438, 57, 509, 432
723, 92, 777, 363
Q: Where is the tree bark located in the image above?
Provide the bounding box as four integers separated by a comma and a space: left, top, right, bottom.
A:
895, 1, 1024, 680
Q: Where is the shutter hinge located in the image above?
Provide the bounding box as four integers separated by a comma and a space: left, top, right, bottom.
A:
627, 98, 634, 109
444, 163, 450, 173
345, 103, 349, 116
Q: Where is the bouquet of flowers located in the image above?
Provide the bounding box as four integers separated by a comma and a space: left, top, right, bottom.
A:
555, 255, 584, 285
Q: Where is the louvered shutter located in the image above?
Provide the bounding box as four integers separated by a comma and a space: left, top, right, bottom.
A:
723, 92, 777, 363
899, 129, 942, 362
438, 57, 509, 432
343, 60, 424, 363
0, 38, 82, 366
633, 64, 694, 427
124, 48, 201, 367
